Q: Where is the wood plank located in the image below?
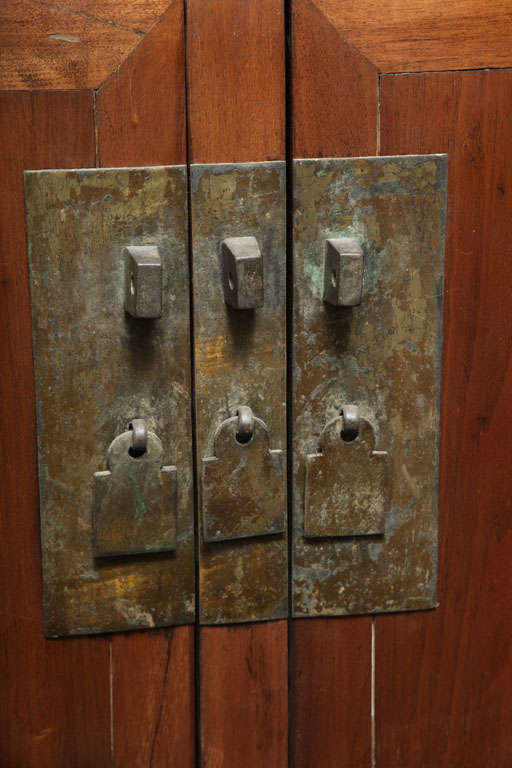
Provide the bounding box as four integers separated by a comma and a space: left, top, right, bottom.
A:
0, 0, 142, 90
291, 619, 372, 767
111, 628, 195, 767
201, 624, 288, 766
292, 0, 378, 159
0, 90, 111, 766
376, 70, 512, 766
187, 0, 285, 164
290, 1, 376, 765
186, 1, 287, 765
39, 0, 169, 32
311, 0, 512, 72
96, 6, 195, 765
97, 0, 186, 168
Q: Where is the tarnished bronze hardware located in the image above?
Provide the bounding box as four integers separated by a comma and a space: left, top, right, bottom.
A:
292, 154, 447, 618
124, 245, 162, 318
220, 236, 264, 309
304, 410, 389, 538
323, 237, 364, 306
235, 405, 255, 443
191, 161, 287, 625
93, 425, 177, 557
201, 409, 285, 543
24, 165, 194, 637
339, 404, 360, 440
128, 418, 148, 454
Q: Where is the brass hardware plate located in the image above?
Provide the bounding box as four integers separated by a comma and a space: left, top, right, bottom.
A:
93, 428, 177, 557
292, 155, 447, 617
305, 415, 389, 538
191, 161, 287, 624
202, 413, 285, 543
25, 166, 195, 636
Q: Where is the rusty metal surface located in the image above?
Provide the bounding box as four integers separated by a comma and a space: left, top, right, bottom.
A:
304, 416, 388, 537
191, 161, 287, 624
292, 155, 447, 616
202, 414, 285, 543
93, 429, 177, 557
24, 166, 194, 636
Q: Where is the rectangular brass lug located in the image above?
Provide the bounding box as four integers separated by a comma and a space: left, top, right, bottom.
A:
191, 161, 287, 625
292, 155, 447, 618
24, 166, 195, 637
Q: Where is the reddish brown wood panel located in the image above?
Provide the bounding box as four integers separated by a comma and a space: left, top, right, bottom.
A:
0, 0, 174, 90
97, 0, 186, 168
290, 619, 372, 767
186, 1, 287, 765
200, 624, 288, 765
309, 0, 512, 72
0, 90, 111, 766
292, 0, 378, 159
111, 628, 195, 767
96, 8, 195, 766
290, 2, 376, 765
187, 0, 285, 164
376, 70, 512, 767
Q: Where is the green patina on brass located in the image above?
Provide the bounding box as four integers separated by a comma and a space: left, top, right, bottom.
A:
24, 166, 194, 637
93, 429, 177, 556
191, 162, 287, 625
293, 155, 448, 616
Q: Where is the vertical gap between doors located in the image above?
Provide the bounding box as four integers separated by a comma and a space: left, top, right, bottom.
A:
372, 73, 382, 768
183, 2, 202, 765
284, 0, 294, 765
93, 88, 114, 767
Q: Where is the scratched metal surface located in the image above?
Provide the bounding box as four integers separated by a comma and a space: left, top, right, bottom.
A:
191, 162, 287, 624
292, 155, 447, 616
202, 416, 285, 543
25, 166, 195, 636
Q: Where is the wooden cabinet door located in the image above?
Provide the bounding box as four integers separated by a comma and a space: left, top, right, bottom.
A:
1, 2, 511, 766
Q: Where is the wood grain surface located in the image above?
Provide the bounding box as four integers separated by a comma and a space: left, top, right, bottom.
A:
292, 0, 378, 159
186, 1, 287, 765
3, 0, 512, 91
187, 0, 285, 164
96, 11, 195, 766
97, 0, 186, 168
201, 624, 288, 766
290, 619, 372, 767
376, 69, 512, 766
0, 90, 111, 766
289, 1, 376, 764
310, 0, 512, 72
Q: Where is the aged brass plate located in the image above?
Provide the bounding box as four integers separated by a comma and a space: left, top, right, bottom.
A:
292, 155, 447, 616
191, 161, 287, 624
304, 416, 389, 538
202, 415, 285, 543
25, 166, 194, 636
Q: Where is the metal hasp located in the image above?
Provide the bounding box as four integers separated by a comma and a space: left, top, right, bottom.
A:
202, 408, 285, 542
221, 236, 264, 309
93, 423, 177, 557
191, 161, 287, 624
292, 155, 447, 617
24, 165, 194, 636
304, 409, 389, 537
323, 237, 364, 306
124, 245, 162, 318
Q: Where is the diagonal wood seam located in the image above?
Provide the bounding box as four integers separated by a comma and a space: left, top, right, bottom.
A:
306, 0, 380, 73
0, 0, 178, 91
94, 0, 179, 95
